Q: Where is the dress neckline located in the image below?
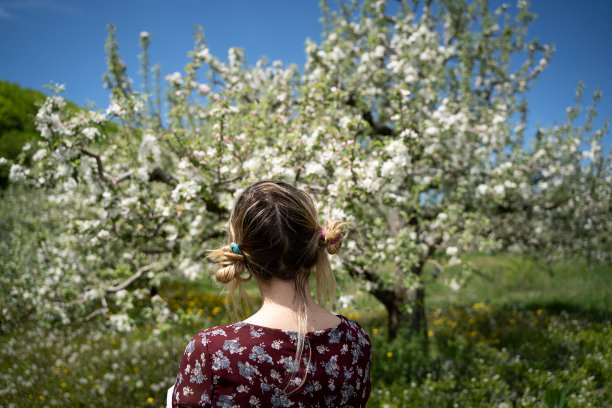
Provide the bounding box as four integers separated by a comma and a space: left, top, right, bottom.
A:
236, 314, 347, 337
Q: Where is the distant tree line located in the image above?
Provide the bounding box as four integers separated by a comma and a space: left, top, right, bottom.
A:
0, 81, 47, 187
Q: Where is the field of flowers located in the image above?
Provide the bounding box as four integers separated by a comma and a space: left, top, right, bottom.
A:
1, 258, 610, 408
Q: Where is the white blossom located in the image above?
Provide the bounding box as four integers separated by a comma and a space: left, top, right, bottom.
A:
9, 164, 28, 182
445, 246, 458, 256
304, 161, 325, 177
165, 72, 183, 85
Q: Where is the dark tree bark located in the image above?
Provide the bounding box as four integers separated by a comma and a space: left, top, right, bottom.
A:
348, 263, 428, 341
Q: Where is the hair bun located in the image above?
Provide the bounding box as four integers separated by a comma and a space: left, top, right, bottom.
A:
323, 220, 350, 255
211, 245, 249, 284
215, 264, 236, 284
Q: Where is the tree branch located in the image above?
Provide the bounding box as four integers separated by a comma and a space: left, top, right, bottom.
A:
80, 148, 109, 183
114, 170, 133, 184
83, 308, 108, 321
106, 263, 157, 292
149, 166, 178, 186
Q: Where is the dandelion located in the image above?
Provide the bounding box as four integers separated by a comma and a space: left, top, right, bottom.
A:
468, 318, 475, 324
212, 306, 221, 315
537, 309, 543, 315
427, 331, 433, 337
372, 328, 379, 334
470, 331, 477, 338
387, 352, 393, 358
147, 397, 154, 404
39, 395, 44, 400
509, 318, 516, 325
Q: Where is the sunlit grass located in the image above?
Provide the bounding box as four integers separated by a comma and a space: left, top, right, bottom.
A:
1, 254, 611, 407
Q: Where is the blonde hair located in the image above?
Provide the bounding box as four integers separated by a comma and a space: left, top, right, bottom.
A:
207, 180, 352, 392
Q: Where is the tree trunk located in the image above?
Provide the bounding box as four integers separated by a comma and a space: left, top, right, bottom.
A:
346, 263, 428, 341
409, 285, 428, 344
371, 265, 428, 342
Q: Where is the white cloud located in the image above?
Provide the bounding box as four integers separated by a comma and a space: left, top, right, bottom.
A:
0, 6, 12, 19
0, 0, 80, 20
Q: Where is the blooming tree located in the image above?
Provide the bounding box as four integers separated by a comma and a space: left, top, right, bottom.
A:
4, 0, 610, 338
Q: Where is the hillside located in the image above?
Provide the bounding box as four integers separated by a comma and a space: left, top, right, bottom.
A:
0, 81, 49, 186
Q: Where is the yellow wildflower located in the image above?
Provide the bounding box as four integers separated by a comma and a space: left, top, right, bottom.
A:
147, 397, 154, 404
387, 352, 393, 358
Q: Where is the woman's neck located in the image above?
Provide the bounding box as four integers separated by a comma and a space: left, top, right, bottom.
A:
258, 277, 316, 312
242, 277, 340, 331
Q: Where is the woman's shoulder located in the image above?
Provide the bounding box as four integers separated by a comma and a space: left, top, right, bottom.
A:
185, 315, 371, 351
336, 314, 372, 345
188, 320, 288, 349
181, 322, 239, 353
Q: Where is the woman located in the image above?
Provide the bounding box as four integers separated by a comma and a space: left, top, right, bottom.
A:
169, 180, 371, 407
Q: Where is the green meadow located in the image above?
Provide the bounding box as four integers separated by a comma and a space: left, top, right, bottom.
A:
1, 255, 610, 407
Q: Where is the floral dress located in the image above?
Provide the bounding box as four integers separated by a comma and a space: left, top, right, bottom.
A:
171, 314, 371, 408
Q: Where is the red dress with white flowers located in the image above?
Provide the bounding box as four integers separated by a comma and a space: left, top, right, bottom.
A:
171, 314, 371, 408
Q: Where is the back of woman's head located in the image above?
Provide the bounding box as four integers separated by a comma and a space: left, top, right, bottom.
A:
208, 180, 353, 393
208, 180, 351, 311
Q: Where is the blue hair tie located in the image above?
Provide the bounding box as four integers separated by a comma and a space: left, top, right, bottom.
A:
230, 242, 242, 255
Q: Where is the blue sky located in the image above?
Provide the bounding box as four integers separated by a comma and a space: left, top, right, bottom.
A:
1, 0, 610, 148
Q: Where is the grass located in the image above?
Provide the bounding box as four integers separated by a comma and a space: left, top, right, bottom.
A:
1, 254, 611, 407
426, 253, 612, 319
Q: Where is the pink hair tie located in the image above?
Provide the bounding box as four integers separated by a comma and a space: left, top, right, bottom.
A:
321, 228, 342, 245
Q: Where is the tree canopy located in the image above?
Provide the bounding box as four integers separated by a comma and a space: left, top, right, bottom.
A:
3, 0, 610, 338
